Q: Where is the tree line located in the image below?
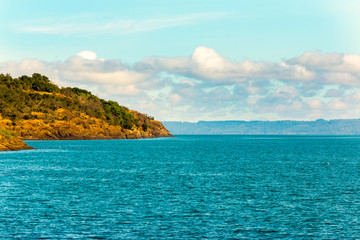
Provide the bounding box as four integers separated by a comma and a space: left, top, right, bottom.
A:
0, 73, 145, 130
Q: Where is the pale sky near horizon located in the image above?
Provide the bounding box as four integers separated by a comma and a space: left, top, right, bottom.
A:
1, 0, 360, 121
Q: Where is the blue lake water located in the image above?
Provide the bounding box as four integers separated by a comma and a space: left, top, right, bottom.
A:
0, 135, 359, 239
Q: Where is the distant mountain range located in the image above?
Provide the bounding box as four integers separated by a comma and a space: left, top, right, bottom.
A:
163, 119, 360, 135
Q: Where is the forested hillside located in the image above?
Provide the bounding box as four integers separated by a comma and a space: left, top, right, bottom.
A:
0, 73, 172, 140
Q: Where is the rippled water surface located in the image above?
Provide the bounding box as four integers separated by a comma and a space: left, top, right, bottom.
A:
1, 135, 359, 239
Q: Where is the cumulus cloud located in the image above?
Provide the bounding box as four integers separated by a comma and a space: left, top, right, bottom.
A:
1, 47, 360, 121
77, 50, 97, 60
142, 46, 317, 83
289, 51, 360, 73
289, 51, 360, 86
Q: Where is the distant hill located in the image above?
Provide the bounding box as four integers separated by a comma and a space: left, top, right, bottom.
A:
0, 73, 172, 142
163, 119, 360, 135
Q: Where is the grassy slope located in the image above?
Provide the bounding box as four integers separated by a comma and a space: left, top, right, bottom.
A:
0, 73, 172, 141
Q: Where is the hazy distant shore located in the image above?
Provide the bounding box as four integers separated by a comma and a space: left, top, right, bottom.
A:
163, 119, 360, 135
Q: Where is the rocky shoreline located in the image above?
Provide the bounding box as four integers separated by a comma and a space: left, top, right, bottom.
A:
0, 135, 34, 151
0, 117, 172, 151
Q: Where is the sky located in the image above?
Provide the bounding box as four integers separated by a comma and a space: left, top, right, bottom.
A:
1, 0, 360, 121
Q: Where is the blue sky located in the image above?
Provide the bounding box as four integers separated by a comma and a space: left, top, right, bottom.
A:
1, 0, 360, 121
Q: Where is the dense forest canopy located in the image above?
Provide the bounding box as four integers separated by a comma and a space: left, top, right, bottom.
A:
0, 73, 148, 130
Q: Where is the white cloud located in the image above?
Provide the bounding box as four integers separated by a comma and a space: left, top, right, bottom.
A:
323, 72, 359, 86
288, 51, 344, 69
142, 46, 317, 82
0, 59, 47, 76
308, 99, 323, 109
62, 71, 147, 85
77, 50, 97, 60
289, 51, 360, 73
190, 46, 230, 79
2, 47, 360, 121
328, 99, 348, 110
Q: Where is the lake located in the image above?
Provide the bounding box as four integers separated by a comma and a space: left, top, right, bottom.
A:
1, 135, 359, 239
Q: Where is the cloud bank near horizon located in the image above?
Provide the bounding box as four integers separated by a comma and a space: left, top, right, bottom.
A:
1, 47, 360, 121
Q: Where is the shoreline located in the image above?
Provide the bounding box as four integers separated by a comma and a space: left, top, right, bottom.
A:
22, 135, 175, 141
1, 135, 174, 152
0, 137, 35, 152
